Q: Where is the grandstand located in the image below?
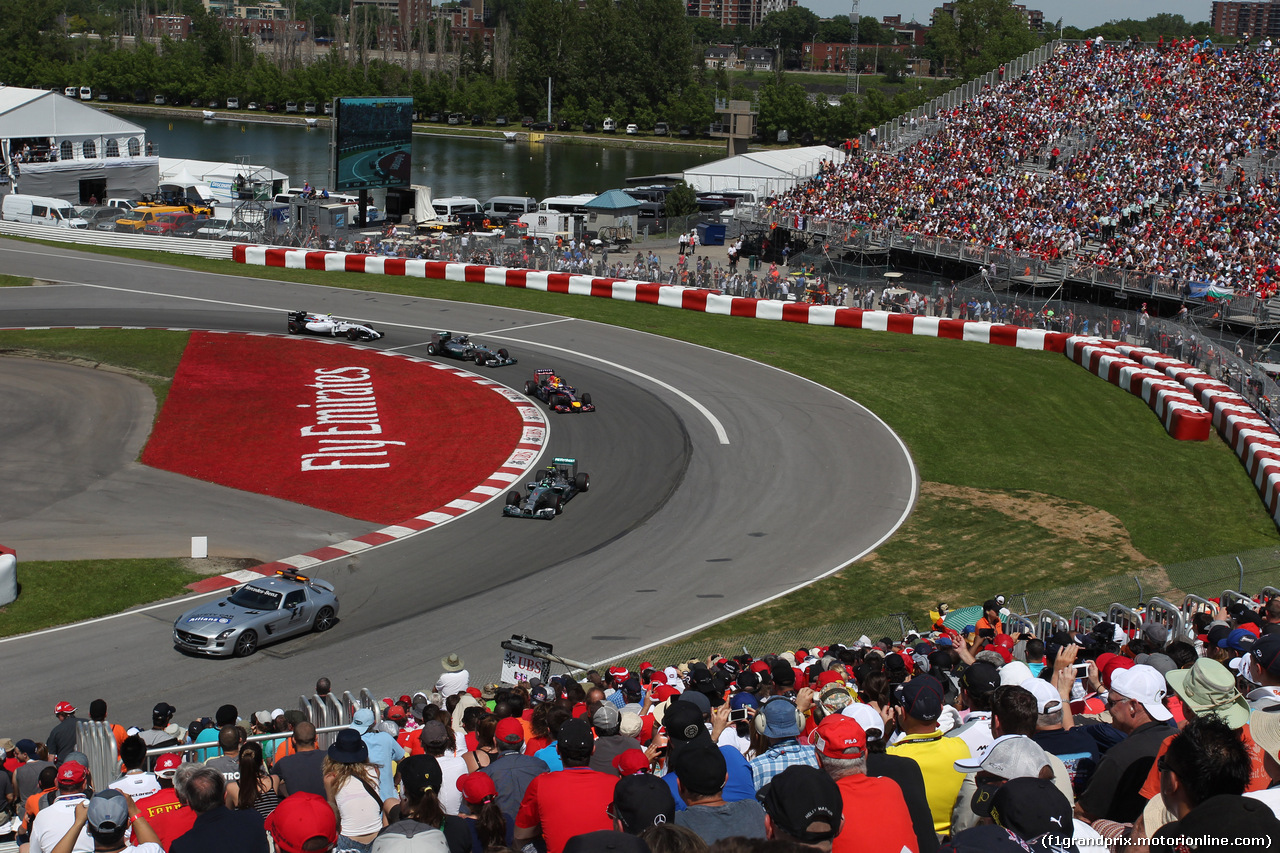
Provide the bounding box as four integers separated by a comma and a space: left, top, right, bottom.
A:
741, 39, 1280, 328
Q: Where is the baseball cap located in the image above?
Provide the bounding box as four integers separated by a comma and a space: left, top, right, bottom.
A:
15, 739, 38, 756
266, 792, 338, 853
987, 777, 1073, 840
756, 765, 844, 844
662, 702, 707, 742
649, 685, 680, 703
1251, 634, 1280, 678
1022, 678, 1062, 715
456, 772, 498, 805
611, 774, 675, 833
152, 702, 176, 720
557, 718, 594, 756
612, 750, 650, 777
54, 701, 76, 715
670, 739, 726, 796
955, 734, 1051, 779
563, 831, 651, 853
894, 675, 944, 722
593, 703, 622, 731
679, 690, 711, 716
86, 790, 129, 835
813, 714, 866, 759
399, 755, 443, 798
418, 720, 451, 748
999, 661, 1033, 687
841, 703, 885, 740
385, 706, 406, 722
1110, 664, 1174, 723
58, 761, 87, 786
1142, 622, 1169, 646
619, 712, 642, 739
1220, 628, 1257, 653
155, 753, 182, 779
495, 717, 525, 748
960, 661, 1001, 695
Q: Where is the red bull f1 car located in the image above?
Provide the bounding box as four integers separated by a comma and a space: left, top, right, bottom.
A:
525, 368, 595, 413
503, 457, 590, 519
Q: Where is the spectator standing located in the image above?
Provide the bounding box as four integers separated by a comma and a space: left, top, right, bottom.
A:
479, 718, 548, 821
135, 755, 197, 851
672, 739, 767, 843
139, 705, 181, 758
813, 715, 917, 853
108, 736, 161, 801
436, 655, 470, 699
886, 675, 970, 834
272, 722, 327, 798
322, 729, 385, 853
169, 766, 267, 853
756, 765, 844, 851
513, 719, 613, 853
28, 761, 91, 853
47, 703, 79, 764
351, 708, 404, 804
194, 706, 237, 763
86, 700, 125, 753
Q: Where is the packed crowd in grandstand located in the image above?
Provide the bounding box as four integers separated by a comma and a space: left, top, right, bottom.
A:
766, 38, 1280, 299
7, 593, 1280, 853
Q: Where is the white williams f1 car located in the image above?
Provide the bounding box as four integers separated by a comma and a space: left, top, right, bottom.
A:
287, 310, 385, 341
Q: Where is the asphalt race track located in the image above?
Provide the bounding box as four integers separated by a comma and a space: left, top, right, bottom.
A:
0, 238, 916, 736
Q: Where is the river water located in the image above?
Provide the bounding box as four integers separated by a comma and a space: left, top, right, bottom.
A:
133, 114, 719, 200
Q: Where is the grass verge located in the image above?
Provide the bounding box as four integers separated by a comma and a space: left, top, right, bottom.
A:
0, 558, 198, 636
5, 243, 1279, 637
0, 274, 33, 287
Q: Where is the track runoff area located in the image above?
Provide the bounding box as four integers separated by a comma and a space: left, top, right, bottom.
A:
143, 331, 546, 587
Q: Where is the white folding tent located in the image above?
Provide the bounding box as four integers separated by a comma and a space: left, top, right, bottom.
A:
682, 145, 847, 198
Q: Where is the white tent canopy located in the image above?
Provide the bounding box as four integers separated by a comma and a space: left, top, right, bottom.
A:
682, 145, 847, 198
0, 87, 147, 161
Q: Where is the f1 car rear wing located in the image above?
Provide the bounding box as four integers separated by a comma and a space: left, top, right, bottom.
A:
552, 456, 577, 477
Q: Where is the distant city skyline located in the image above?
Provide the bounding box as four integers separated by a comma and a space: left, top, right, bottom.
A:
797, 0, 1210, 30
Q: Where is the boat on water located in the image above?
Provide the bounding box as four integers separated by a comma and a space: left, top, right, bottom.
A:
503, 131, 518, 142
202, 110, 216, 120
304, 117, 318, 128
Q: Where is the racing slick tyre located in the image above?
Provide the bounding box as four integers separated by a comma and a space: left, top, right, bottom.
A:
581, 392, 592, 406
347, 328, 362, 341
234, 630, 259, 657
525, 380, 536, 396
288, 321, 301, 334
313, 606, 336, 632
506, 490, 521, 506
554, 496, 563, 515
575, 473, 589, 492
550, 394, 567, 409
474, 353, 487, 366
426, 343, 438, 355
498, 349, 510, 360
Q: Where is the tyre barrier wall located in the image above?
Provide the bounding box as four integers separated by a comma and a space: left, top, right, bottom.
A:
1064, 337, 1213, 441
1067, 336, 1280, 524
230, 246, 1073, 353
0, 545, 14, 607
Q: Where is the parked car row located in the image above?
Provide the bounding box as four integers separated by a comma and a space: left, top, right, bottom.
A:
425, 113, 685, 136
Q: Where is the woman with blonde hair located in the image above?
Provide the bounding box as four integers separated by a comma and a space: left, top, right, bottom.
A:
324, 729, 387, 853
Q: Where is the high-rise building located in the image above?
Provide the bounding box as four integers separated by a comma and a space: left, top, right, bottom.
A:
686, 0, 796, 29
1212, 0, 1280, 38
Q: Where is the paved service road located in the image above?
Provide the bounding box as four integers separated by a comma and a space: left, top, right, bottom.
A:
0, 239, 916, 736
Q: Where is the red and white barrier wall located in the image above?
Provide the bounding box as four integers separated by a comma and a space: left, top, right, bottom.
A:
1067, 337, 1280, 523
231, 246, 1072, 353
1064, 337, 1212, 442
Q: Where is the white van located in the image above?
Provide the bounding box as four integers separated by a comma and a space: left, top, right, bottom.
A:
602, 118, 617, 133
226, 97, 240, 109
64, 87, 77, 98
431, 196, 482, 219
2, 194, 89, 228
518, 211, 582, 240
79, 87, 92, 101
483, 196, 537, 222
538, 194, 595, 214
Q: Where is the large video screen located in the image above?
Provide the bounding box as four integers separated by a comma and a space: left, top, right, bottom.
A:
331, 97, 413, 191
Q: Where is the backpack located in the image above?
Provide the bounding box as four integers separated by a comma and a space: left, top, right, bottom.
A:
371, 820, 448, 853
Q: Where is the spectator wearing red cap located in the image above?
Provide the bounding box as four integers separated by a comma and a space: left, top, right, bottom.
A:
265, 792, 336, 853
480, 718, 548, 822
135, 754, 197, 850
514, 719, 613, 853
28, 760, 90, 853
456, 772, 514, 849
48, 703, 79, 765
814, 715, 917, 853
886, 675, 970, 834
50, 788, 164, 853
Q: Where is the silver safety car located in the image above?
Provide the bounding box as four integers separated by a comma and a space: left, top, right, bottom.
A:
173, 569, 339, 657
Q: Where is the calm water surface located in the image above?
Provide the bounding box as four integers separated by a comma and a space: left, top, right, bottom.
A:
133, 114, 719, 200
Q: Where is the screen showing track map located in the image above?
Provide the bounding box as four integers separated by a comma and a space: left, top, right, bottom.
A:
332, 97, 413, 191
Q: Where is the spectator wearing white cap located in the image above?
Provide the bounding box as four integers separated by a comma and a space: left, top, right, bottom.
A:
1075, 665, 1174, 824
